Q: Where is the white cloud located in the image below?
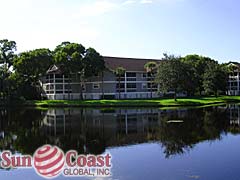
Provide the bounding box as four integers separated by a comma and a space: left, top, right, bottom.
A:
123, 0, 137, 5
74, 1, 119, 17
155, 0, 186, 3
140, 0, 153, 4
0, 0, 187, 53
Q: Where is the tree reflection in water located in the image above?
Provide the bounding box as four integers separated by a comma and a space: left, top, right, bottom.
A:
0, 105, 239, 158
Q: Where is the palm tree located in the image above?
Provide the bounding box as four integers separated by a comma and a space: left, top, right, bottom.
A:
114, 67, 126, 99
144, 62, 157, 98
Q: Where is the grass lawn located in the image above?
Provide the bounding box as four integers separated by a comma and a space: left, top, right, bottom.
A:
25, 96, 240, 107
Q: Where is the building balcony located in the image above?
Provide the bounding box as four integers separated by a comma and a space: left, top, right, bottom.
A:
126, 77, 136, 81
228, 86, 239, 90
127, 88, 137, 92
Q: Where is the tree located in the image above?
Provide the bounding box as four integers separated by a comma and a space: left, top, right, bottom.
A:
13, 48, 53, 99
178, 60, 196, 96
144, 61, 157, 98
114, 67, 126, 99
0, 39, 17, 71
203, 62, 228, 96
156, 54, 186, 101
0, 66, 9, 102
13, 48, 53, 79
54, 42, 105, 100
0, 66, 5, 94
0, 39, 17, 102
182, 54, 216, 95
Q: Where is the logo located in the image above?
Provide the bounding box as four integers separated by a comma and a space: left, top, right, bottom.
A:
0, 144, 112, 179
34, 145, 65, 178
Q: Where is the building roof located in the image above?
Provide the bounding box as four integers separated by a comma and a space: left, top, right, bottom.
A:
104, 56, 161, 72
46, 56, 161, 74
228, 62, 240, 68
46, 64, 64, 74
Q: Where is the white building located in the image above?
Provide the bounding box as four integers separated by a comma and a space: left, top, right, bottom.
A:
227, 62, 240, 96
40, 56, 161, 100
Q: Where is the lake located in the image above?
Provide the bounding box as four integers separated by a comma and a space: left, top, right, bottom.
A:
0, 104, 240, 180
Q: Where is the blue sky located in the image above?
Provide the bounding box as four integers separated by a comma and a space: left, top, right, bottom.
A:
0, 0, 239, 63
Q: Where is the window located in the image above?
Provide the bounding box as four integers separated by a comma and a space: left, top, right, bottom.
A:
55, 84, 63, 90
46, 74, 54, 83
93, 83, 100, 89
55, 78, 63, 83
147, 83, 158, 91
46, 84, 54, 90
46, 91, 54, 94
142, 83, 147, 89
64, 90, 72, 93
147, 72, 155, 81
116, 83, 125, 89
116, 83, 125, 92
142, 73, 147, 78
56, 91, 63, 94
82, 84, 86, 91
55, 74, 63, 78
65, 84, 71, 90
126, 72, 136, 81
126, 72, 136, 77
127, 83, 136, 89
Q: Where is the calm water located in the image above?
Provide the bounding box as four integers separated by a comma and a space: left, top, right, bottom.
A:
1, 105, 240, 180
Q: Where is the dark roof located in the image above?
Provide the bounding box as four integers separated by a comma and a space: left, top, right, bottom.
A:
228, 62, 240, 67
227, 62, 240, 71
103, 56, 161, 71
46, 56, 161, 74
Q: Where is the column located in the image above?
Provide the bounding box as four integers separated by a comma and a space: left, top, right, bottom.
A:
124, 72, 127, 98
63, 75, 65, 99
229, 72, 231, 95
238, 72, 240, 95
53, 74, 56, 99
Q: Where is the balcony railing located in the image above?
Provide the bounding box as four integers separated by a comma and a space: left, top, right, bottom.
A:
126, 77, 136, 81
127, 88, 137, 92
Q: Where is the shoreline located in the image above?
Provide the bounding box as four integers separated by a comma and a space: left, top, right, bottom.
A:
13, 96, 240, 108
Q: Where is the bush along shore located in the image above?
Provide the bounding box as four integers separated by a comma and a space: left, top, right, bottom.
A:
19, 96, 240, 108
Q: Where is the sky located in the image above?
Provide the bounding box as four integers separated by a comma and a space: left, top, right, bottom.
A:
0, 0, 240, 63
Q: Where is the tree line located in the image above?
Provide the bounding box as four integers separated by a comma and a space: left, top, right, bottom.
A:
0, 39, 105, 101
151, 53, 230, 100
116, 54, 232, 101
0, 39, 234, 102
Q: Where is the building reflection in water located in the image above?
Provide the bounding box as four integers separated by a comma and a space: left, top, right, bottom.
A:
228, 104, 240, 126
1, 105, 240, 157
42, 108, 166, 151
41, 108, 186, 142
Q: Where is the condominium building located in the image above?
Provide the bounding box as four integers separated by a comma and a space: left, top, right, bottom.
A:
40, 56, 161, 100
227, 62, 240, 96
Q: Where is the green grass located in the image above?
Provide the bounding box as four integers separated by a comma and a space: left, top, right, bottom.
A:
24, 96, 240, 107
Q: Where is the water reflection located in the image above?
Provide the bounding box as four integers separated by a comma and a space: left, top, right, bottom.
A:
0, 105, 240, 157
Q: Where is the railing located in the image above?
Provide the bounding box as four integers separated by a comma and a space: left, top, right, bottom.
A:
126, 77, 136, 81
127, 88, 137, 92
228, 86, 239, 90
116, 88, 125, 93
